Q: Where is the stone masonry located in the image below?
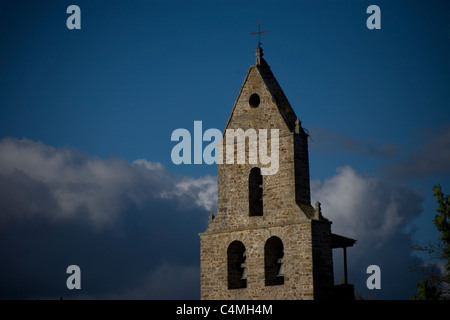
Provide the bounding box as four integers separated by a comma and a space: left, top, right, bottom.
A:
199, 46, 339, 300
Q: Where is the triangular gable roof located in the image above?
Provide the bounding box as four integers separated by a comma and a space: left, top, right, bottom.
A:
224, 47, 300, 133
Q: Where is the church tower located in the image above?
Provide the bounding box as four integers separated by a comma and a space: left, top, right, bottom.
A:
199, 46, 355, 300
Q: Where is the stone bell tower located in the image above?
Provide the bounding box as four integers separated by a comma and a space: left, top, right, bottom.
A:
199, 46, 355, 300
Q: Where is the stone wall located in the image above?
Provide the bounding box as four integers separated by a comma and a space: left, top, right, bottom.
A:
212, 65, 311, 233
200, 219, 334, 300
200, 223, 315, 300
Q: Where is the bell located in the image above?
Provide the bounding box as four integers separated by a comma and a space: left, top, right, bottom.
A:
277, 258, 284, 277
241, 251, 247, 280
241, 266, 247, 280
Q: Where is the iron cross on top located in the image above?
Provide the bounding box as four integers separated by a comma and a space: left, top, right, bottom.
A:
251, 21, 268, 47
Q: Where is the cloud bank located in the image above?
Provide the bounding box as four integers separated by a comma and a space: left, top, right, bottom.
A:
0, 137, 426, 299
311, 166, 424, 298
0, 137, 216, 226
312, 166, 422, 249
0, 137, 216, 299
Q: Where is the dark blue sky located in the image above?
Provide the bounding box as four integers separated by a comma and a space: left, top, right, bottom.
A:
0, 0, 449, 299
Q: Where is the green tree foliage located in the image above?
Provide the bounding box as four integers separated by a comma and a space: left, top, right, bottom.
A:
412, 185, 450, 299
415, 280, 441, 300
432, 185, 450, 261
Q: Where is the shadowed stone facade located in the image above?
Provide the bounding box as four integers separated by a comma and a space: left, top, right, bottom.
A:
199, 46, 353, 300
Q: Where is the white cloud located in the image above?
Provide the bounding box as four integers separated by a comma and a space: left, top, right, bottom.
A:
133, 158, 217, 212
311, 165, 423, 254
172, 176, 217, 212
311, 166, 426, 298
0, 137, 216, 225
132, 159, 165, 171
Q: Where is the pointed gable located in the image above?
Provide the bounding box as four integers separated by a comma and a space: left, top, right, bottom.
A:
225, 47, 300, 133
